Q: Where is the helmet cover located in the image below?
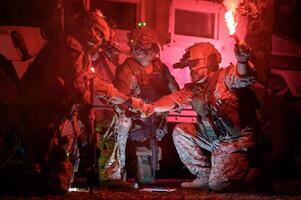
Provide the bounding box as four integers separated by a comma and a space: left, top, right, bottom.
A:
187, 42, 222, 71
127, 26, 160, 54
175, 42, 222, 71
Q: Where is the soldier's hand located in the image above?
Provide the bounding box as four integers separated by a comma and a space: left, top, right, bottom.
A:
141, 103, 155, 118
234, 40, 251, 63
129, 97, 154, 118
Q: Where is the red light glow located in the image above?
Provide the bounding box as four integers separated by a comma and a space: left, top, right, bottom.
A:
90, 67, 95, 74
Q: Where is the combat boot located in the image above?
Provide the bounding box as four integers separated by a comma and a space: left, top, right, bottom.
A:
181, 178, 209, 189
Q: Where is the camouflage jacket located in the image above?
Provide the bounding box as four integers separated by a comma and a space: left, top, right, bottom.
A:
114, 57, 179, 103
165, 64, 259, 139
19, 36, 92, 126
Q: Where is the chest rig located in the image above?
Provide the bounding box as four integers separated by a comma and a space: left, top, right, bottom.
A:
190, 69, 242, 138
136, 59, 173, 103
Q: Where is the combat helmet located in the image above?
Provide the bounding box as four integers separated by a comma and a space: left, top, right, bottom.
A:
173, 42, 222, 72
127, 26, 160, 55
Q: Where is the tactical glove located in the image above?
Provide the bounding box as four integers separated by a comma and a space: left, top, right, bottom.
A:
234, 41, 251, 63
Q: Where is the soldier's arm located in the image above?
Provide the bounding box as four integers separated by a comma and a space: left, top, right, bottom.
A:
134, 87, 193, 117
154, 88, 193, 111
224, 41, 256, 90
235, 41, 253, 76
65, 36, 93, 104
113, 60, 138, 95
94, 77, 129, 104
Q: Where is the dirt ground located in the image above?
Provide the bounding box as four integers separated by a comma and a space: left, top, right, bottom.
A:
1, 179, 301, 200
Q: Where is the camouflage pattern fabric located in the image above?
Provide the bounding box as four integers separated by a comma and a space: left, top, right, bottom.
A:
165, 63, 258, 191
173, 123, 255, 191
100, 114, 132, 180
107, 57, 179, 180
18, 36, 92, 194
96, 115, 119, 181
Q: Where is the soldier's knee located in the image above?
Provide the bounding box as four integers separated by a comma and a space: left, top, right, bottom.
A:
173, 123, 197, 144
173, 123, 196, 137
173, 123, 187, 142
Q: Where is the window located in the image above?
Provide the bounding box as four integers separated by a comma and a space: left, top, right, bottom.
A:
174, 9, 215, 39
169, 0, 221, 42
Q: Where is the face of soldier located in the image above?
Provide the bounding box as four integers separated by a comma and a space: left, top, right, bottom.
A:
189, 61, 209, 82
132, 46, 157, 67
177, 43, 221, 82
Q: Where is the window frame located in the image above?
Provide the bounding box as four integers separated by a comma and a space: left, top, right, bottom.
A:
169, 0, 222, 43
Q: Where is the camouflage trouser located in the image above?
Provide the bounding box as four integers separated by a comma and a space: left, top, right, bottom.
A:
173, 123, 255, 191
104, 115, 132, 180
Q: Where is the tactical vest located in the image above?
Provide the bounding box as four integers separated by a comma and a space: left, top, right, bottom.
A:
189, 68, 259, 138
134, 58, 174, 103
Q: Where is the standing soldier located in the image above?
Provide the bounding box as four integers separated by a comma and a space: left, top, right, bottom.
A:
18, 8, 130, 194
104, 26, 179, 182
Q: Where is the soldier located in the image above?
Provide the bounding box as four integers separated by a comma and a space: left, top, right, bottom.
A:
138, 41, 260, 191
18, 9, 130, 194
103, 26, 179, 182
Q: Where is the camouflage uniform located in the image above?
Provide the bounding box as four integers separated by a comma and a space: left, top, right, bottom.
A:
169, 63, 258, 191
105, 57, 179, 180
18, 34, 92, 193
18, 8, 123, 192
